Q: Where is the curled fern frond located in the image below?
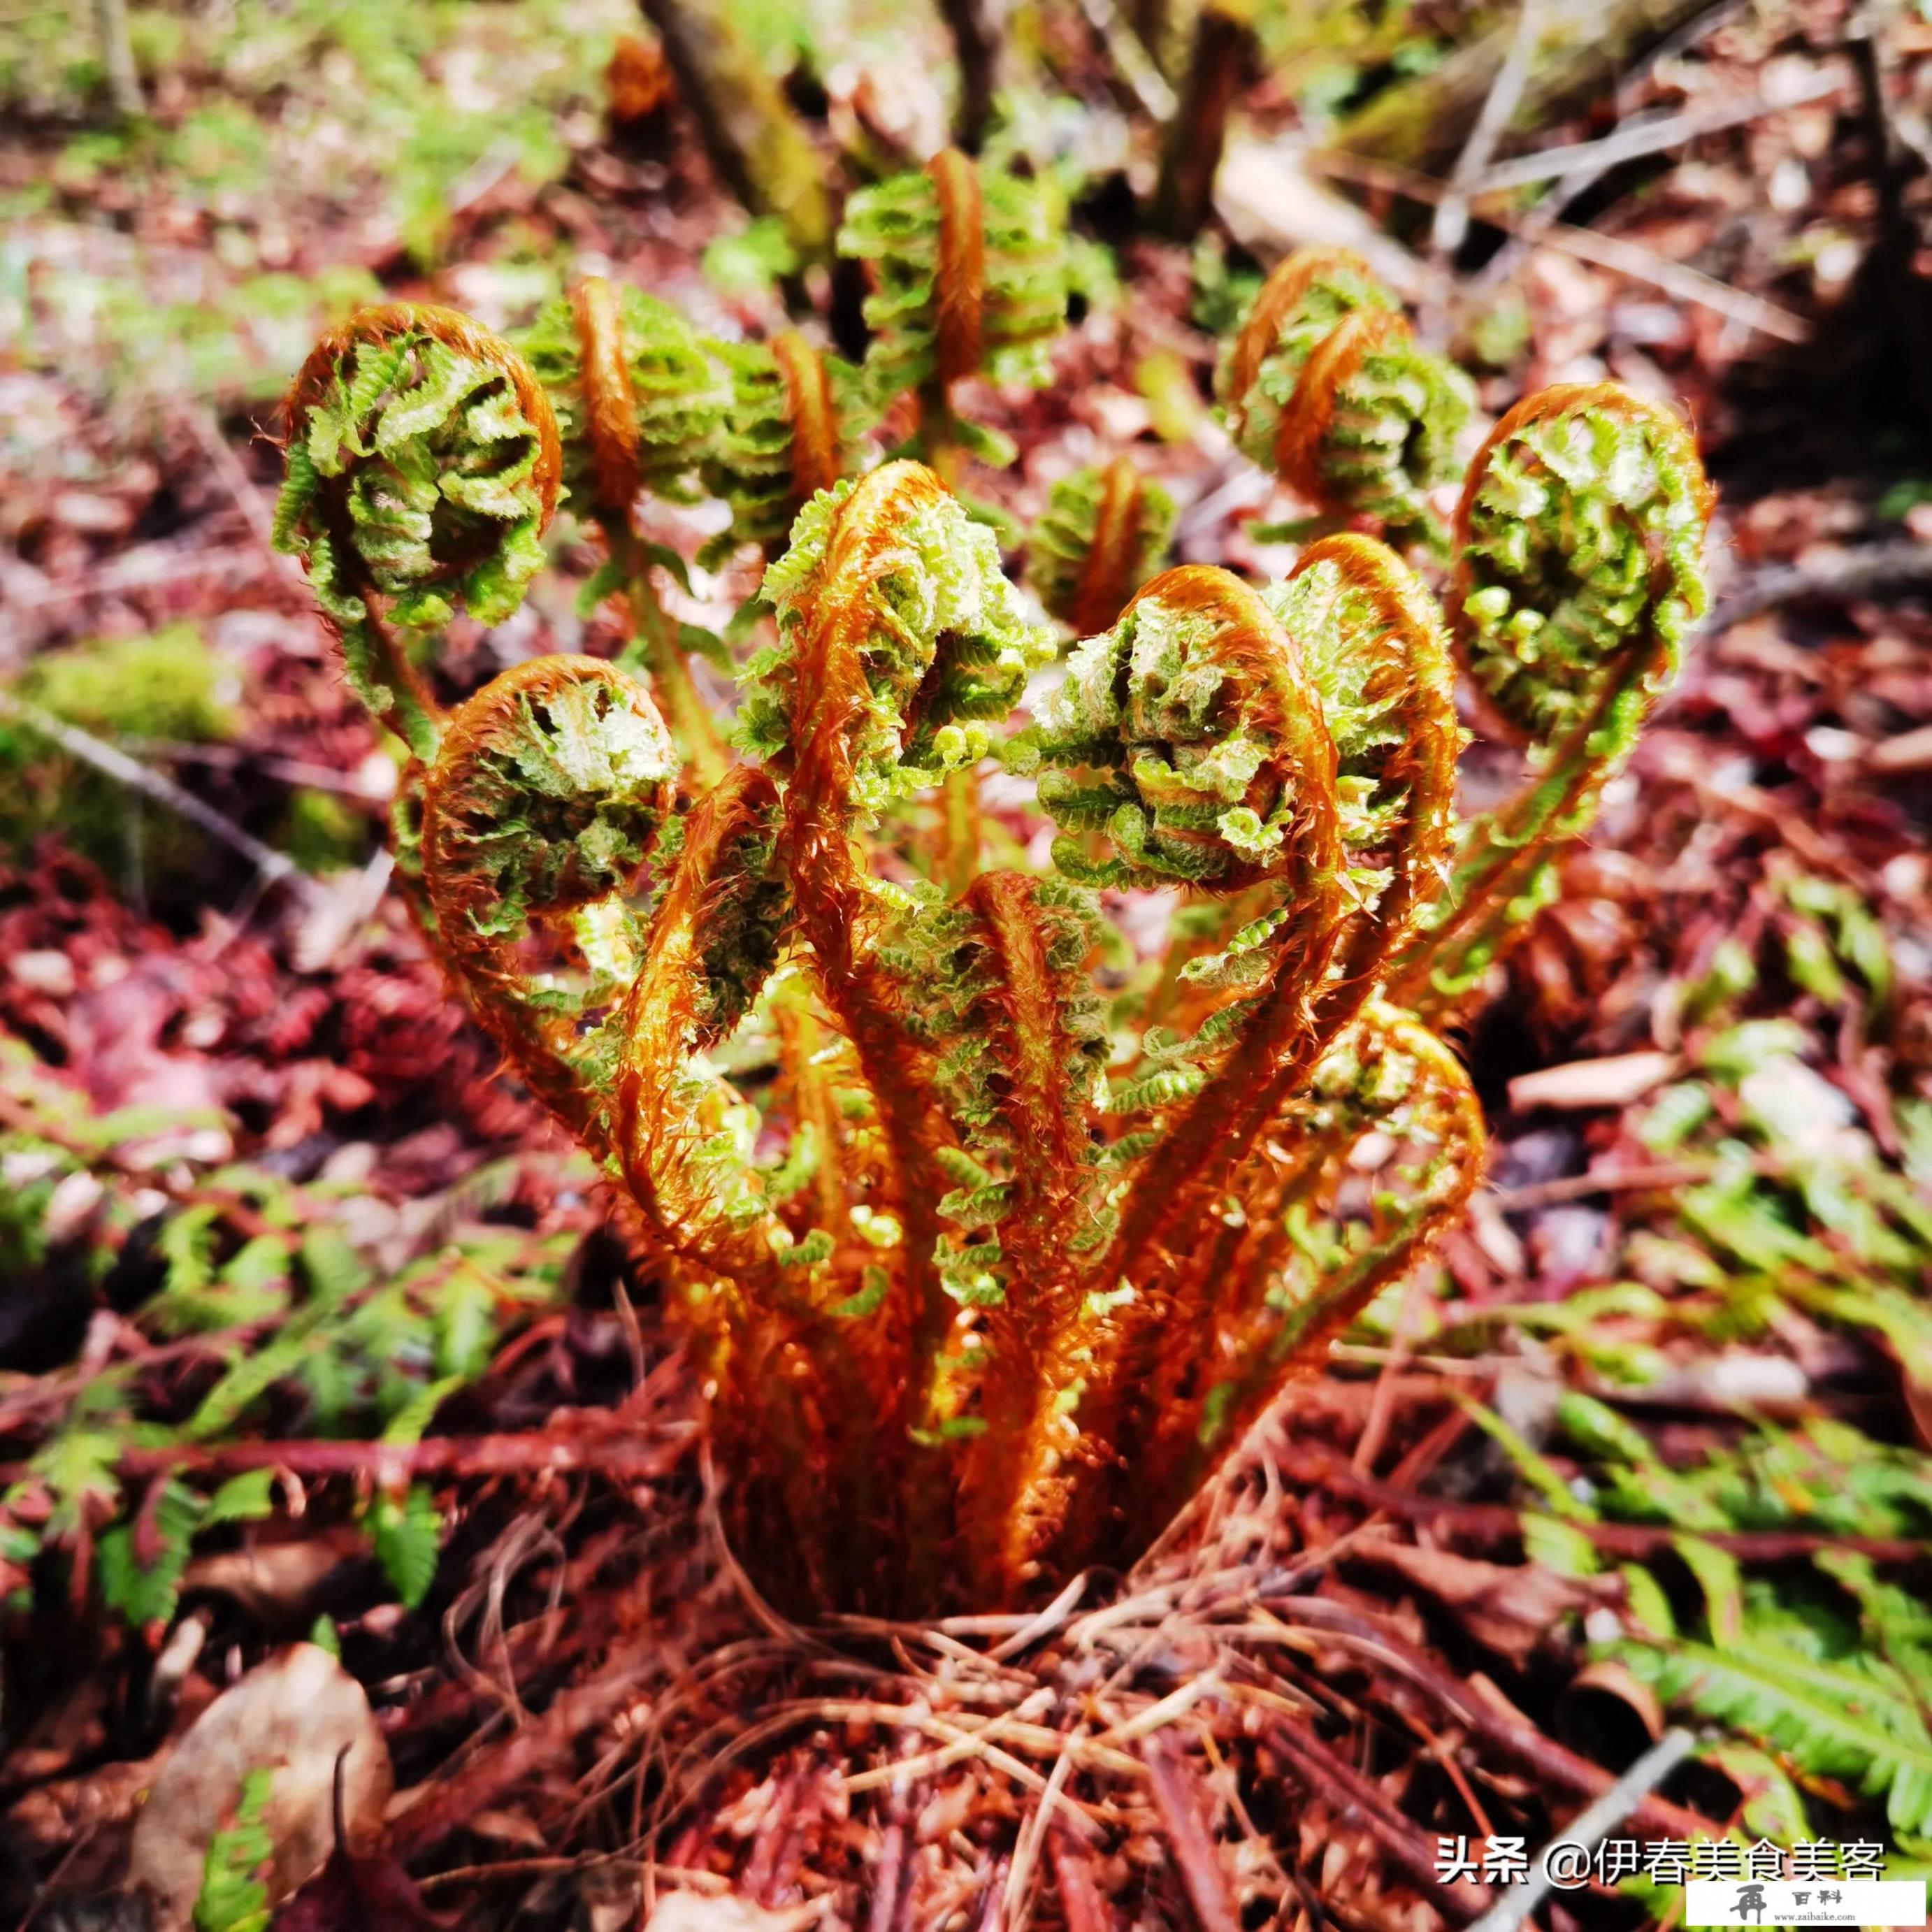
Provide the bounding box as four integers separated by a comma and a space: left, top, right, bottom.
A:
1022, 539, 1462, 1580
1219, 246, 1473, 544
420, 655, 677, 1142
756, 461, 1055, 1573
838, 148, 1069, 423
1130, 1001, 1486, 1538
747, 461, 1053, 812
277, 296, 1709, 1621
275, 304, 561, 756
1021, 563, 1343, 899
1276, 531, 1460, 996
1028, 456, 1177, 636
1388, 382, 1712, 1018
1452, 382, 1712, 746
521, 277, 734, 786
701, 330, 869, 562
519, 277, 726, 515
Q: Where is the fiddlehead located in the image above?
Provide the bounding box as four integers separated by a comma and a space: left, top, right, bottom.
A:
419, 656, 677, 1147
748, 462, 1055, 1466
1018, 540, 1459, 1579
700, 330, 869, 565
521, 278, 724, 509
1219, 246, 1473, 546
1028, 456, 1177, 637
520, 278, 732, 784
1387, 382, 1711, 1019
275, 304, 561, 758
837, 148, 1069, 466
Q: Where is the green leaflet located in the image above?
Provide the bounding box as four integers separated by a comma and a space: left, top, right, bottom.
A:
98, 1478, 206, 1629
192, 1767, 276, 1932
368, 1481, 444, 1610
1615, 1630, 1932, 1837
273, 329, 552, 756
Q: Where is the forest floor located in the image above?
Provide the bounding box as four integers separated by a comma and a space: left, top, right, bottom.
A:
5, 2, 1932, 1929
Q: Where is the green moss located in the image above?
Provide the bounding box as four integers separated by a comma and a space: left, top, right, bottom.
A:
1, 626, 238, 881
280, 787, 373, 872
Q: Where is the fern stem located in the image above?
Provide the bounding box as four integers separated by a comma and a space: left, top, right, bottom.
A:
610, 522, 730, 790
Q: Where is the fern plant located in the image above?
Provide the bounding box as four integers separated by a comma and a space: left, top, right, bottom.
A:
1028, 456, 1177, 637
837, 147, 1069, 472
277, 277, 1710, 1615
1220, 245, 1476, 547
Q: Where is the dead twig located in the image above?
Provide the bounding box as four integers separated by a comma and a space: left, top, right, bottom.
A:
0, 690, 312, 901
1705, 539, 1932, 633
1257, 1710, 1488, 1923
1434, 0, 1549, 261
1470, 66, 1842, 192
1306, 147, 1810, 342
1141, 1734, 1241, 1932
0, 1422, 695, 1489
1466, 1729, 1696, 1932
1252, 1596, 1724, 1843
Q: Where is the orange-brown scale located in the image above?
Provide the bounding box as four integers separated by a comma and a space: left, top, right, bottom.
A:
615, 767, 897, 1603
1068, 454, 1148, 639
1295, 532, 1459, 1000
1123, 537, 1456, 1492
772, 330, 843, 509
1042, 567, 1350, 1575
953, 870, 1104, 1600
929, 147, 986, 390
571, 276, 643, 514
616, 767, 785, 1278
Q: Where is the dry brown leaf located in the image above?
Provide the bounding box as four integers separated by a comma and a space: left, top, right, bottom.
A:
126, 1643, 393, 1932
1507, 1050, 1678, 1112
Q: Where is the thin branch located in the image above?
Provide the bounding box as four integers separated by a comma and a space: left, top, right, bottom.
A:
1704, 538, 1932, 632
1141, 1735, 1243, 1932
0, 689, 313, 898
1471, 66, 1841, 192
1260, 1713, 1489, 1922
0, 1423, 695, 1488
1433, 0, 1549, 259
1306, 145, 1811, 342
1074, 0, 1177, 120
1466, 1729, 1696, 1932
